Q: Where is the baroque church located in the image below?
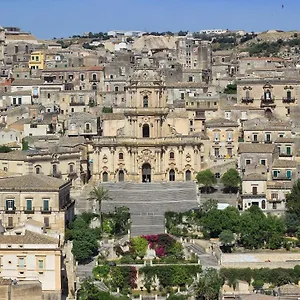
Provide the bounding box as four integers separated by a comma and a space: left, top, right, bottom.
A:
91, 52, 208, 183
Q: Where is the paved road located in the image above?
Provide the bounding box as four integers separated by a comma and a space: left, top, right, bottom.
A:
186, 243, 219, 269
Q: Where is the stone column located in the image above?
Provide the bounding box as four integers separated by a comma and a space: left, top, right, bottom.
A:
110, 148, 115, 180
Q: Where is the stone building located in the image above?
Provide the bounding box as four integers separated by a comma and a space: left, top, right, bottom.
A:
91, 53, 208, 183
0, 174, 74, 240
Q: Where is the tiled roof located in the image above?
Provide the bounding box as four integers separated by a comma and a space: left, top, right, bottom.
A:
0, 230, 58, 245
272, 159, 298, 168
42, 66, 104, 72
0, 150, 28, 160
238, 143, 276, 153
0, 174, 69, 191
205, 117, 239, 127
274, 137, 295, 143
102, 113, 124, 120
12, 79, 44, 86
243, 173, 267, 181
267, 180, 293, 189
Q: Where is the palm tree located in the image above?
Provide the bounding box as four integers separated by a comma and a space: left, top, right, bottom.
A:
88, 186, 112, 232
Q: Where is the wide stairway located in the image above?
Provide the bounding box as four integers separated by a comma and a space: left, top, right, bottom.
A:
76, 181, 198, 236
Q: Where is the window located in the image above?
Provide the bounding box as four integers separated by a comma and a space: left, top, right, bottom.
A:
142, 124, 150, 138
185, 170, 191, 181
92, 83, 97, 91
273, 202, 277, 209
245, 159, 251, 165
253, 134, 258, 142
225, 111, 231, 119
92, 74, 97, 81
38, 259, 44, 269
286, 170, 292, 179
18, 258, 25, 268
102, 172, 108, 182
114, 86, 119, 92
227, 148, 233, 157
214, 132, 220, 141
80, 74, 84, 81
227, 131, 233, 141
287, 90, 292, 100
26, 199, 32, 211
245, 90, 250, 99
8, 217, 13, 228
265, 133, 271, 142
12, 98, 17, 105
119, 152, 124, 160
85, 123, 91, 131
52, 164, 57, 175
35, 165, 41, 174
214, 148, 220, 157
286, 146, 291, 155
279, 133, 284, 138
170, 152, 175, 159
190, 120, 193, 126
181, 93, 185, 100
143, 95, 149, 108
260, 159, 266, 166
169, 169, 175, 181
271, 193, 278, 200
261, 200, 266, 209
273, 170, 278, 178
252, 186, 258, 195
264, 90, 271, 100
44, 217, 50, 228
188, 76, 193, 82
35, 56, 39, 61
43, 199, 49, 211
6, 199, 15, 211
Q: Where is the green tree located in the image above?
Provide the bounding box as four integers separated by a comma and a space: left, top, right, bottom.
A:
0, 146, 13, 153
196, 170, 217, 193
286, 179, 300, 217
219, 230, 235, 246
221, 169, 241, 193
22, 139, 29, 150
192, 268, 223, 300
223, 84, 237, 94
131, 236, 148, 259
200, 199, 218, 213
88, 186, 112, 232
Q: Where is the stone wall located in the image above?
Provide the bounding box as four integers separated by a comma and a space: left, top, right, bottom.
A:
221, 251, 300, 269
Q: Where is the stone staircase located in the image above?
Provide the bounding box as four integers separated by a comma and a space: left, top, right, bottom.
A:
75, 181, 198, 236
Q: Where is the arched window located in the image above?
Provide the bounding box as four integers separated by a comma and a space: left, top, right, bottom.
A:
118, 170, 124, 182
261, 200, 266, 210
119, 152, 124, 160
143, 95, 149, 108
35, 165, 42, 174
142, 124, 150, 138
102, 172, 108, 182
169, 152, 175, 160
115, 86, 119, 92
92, 74, 97, 81
80, 74, 84, 81
185, 170, 191, 181
169, 169, 175, 181
92, 83, 97, 90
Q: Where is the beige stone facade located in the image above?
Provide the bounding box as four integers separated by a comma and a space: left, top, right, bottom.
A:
0, 174, 74, 240
91, 54, 208, 183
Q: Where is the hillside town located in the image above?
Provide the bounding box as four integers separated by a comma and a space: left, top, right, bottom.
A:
2, 24, 300, 300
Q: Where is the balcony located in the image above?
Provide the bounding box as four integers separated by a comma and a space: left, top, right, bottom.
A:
40, 207, 52, 214
282, 97, 296, 103
241, 97, 254, 104
261, 96, 275, 107
5, 208, 16, 214
279, 153, 292, 157
89, 78, 100, 82
70, 102, 85, 106
242, 193, 266, 198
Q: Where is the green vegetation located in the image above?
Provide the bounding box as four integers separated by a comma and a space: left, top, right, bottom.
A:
21, 139, 29, 151
88, 186, 112, 232
78, 278, 130, 300
221, 168, 241, 193
196, 170, 217, 193
220, 266, 300, 288
130, 236, 148, 259
0, 146, 13, 153
192, 268, 223, 300
166, 205, 286, 250
93, 265, 137, 293
223, 84, 237, 94
102, 106, 113, 113
140, 265, 202, 290
66, 215, 100, 263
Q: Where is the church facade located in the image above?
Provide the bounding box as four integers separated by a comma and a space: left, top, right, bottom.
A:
91, 54, 208, 183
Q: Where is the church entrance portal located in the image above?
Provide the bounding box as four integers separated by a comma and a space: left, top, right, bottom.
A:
142, 163, 151, 183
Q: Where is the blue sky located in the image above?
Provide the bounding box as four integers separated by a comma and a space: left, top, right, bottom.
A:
0, 0, 299, 39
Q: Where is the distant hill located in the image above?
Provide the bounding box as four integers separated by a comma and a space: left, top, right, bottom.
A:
132, 35, 177, 51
